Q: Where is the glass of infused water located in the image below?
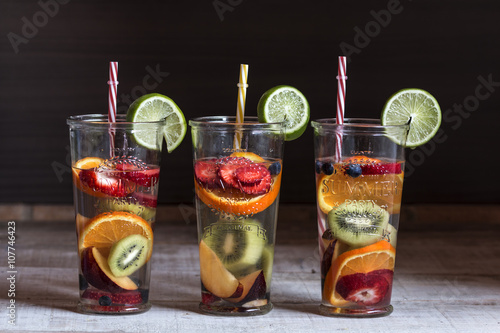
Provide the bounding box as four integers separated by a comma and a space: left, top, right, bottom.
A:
312, 118, 408, 317
190, 116, 284, 316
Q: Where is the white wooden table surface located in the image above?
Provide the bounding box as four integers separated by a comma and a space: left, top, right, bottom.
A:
1, 205, 500, 333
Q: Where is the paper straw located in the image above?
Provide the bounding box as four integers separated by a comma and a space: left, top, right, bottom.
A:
234, 64, 249, 149
107, 62, 118, 155
318, 56, 348, 252
335, 56, 347, 162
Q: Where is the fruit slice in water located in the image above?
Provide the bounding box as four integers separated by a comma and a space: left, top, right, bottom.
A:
72, 157, 107, 198
327, 201, 389, 248
381, 88, 441, 148
199, 239, 241, 298
257, 85, 310, 141
79, 212, 153, 259
203, 219, 266, 277
81, 247, 138, 292
323, 240, 395, 306
194, 171, 281, 216
126, 93, 186, 152
108, 234, 151, 277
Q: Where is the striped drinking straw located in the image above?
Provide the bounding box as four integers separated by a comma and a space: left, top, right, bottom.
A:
336, 56, 347, 162
107, 61, 118, 155
318, 56, 348, 251
234, 64, 249, 149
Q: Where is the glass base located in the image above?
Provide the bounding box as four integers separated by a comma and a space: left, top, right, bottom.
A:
199, 301, 273, 316
78, 301, 151, 315
319, 304, 393, 318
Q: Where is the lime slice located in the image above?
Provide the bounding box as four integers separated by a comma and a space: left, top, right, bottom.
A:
257, 85, 310, 141
381, 88, 441, 148
127, 93, 186, 152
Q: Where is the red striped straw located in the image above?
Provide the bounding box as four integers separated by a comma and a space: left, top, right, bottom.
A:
107, 62, 118, 155
318, 56, 348, 252
335, 56, 347, 162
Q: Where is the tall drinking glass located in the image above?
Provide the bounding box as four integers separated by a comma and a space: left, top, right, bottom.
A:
67, 114, 165, 314
312, 118, 408, 317
190, 116, 284, 316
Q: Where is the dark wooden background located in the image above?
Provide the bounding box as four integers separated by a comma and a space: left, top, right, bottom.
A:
1, 0, 499, 205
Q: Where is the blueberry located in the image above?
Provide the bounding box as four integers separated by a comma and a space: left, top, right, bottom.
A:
315, 161, 324, 174
345, 164, 362, 178
139, 289, 149, 303
79, 274, 88, 291
268, 162, 281, 175
99, 295, 112, 306
322, 162, 334, 175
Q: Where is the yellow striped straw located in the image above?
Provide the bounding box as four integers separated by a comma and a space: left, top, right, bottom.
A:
234, 64, 249, 149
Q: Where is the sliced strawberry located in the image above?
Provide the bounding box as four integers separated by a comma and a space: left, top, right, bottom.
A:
194, 160, 219, 186
360, 163, 402, 175
81, 289, 143, 305
238, 170, 271, 195
79, 168, 130, 197
131, 192, 158, 208
115, 163, 160, 187
235, 165, 269, 184
368, 269, 394, 284
218, 157, 252, 188
335, 272, 389, 306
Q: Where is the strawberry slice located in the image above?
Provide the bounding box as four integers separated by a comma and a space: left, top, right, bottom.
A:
116, 163, 160, 187
238, 168, 271, 195
335, 272, 389, 306
81, 289, 143, 305
194, 160, 219, 186
235, 165, 269, 184
79, 168, 131, 197
131, 192, 158, 208
218, 157, 252, 188
360, 163, 402, 175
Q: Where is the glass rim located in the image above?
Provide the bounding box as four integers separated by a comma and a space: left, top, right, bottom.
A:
67, 114, 167, 127
311, 118, 409, 130
189, 116, 284, 128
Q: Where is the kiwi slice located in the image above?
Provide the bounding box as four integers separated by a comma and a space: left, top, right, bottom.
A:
383, 223, 398, 248
260, 245, 274, 288
108, 234, 151, 277
327, 200, 389, 247
98, 198, 155, 221
203, 219, 266, 278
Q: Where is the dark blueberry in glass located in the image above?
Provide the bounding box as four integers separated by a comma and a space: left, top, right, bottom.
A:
315, 161, 324, 174
322, 162, 334, 175
99, 296, 112, 306
268, 162, 281, 175
345, 164, 362, 178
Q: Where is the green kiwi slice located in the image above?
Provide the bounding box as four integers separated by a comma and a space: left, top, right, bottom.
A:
327, 200, 389, 248
203, 219, 266, 278
98, 198, 155, 222
259, 245, 274, 288
108, 234, 151, 277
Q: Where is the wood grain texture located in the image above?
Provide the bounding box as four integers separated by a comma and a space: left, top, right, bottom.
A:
0, 217, 499, 332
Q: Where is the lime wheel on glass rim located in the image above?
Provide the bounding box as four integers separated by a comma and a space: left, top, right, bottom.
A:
257, 85, 310, 141
126, 93, 187, 152
381, 88, 441, 148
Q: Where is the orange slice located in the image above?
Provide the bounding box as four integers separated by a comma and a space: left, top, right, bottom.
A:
72, 157, 107, 198
195, 172, 281, 216
316, 170, 403, 215
323, 240, 395, 306
230, 151, 265, 163
78, 212, 154, 260
343, 156, 381, 164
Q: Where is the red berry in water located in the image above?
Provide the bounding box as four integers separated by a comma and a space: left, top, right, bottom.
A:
235, 165, 269, 184
194, 160, 219, 186
217, 157, 252, 188
335, 272, 389, 306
